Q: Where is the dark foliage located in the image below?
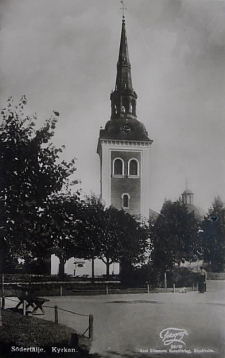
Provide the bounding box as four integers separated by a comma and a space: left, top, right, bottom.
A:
0, 97, 77, 269
81, 196, 150, 279
39, 193, 84, 279
150, 200, 200, 274
166, 267, 199, 288
200, 197, 225, 272
120, 263, 161, 288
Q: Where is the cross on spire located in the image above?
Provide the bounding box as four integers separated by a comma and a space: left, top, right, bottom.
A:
120, 1, 127, 19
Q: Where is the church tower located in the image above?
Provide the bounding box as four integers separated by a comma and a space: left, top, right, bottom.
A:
97, 16, 153, 220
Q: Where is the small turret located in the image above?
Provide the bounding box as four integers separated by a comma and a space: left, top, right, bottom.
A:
181, 188, 206, 220
182, 189, 194, 205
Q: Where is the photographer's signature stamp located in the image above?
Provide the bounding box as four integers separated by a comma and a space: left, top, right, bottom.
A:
160, 327, 188, 346
137, 327, 216, 355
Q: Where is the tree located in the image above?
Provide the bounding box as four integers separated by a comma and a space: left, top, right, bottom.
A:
79, 195, 105, 281
150, 200, 200, 273
40, 193, 85, 279
78, 198, 149, 279
0, 96, 77, 268
201, 197, 225, 272
98, 206, 149, 278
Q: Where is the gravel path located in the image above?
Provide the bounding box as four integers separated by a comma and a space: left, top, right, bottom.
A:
5, 280, 225, 358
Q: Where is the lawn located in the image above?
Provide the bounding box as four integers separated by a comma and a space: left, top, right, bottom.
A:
0, 309, 92, 357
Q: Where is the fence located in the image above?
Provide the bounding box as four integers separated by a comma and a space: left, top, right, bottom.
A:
1, 296, 93, 340
43, 304, 94, 340
1, 281, 156, 297
1, 280, 201, 298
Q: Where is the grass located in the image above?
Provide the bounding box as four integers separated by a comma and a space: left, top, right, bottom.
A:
0, 309, 93, 357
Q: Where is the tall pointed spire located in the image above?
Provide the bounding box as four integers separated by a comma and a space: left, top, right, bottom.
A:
110, 16, 137, 121
116, 16, 132, 91
98, 15, 151, 142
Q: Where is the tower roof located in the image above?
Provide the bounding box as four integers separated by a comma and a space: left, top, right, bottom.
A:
116, 17, 133, 92
118, 17, 130, 64
98, 17, 152, 143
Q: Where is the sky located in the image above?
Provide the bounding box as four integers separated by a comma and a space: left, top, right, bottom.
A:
0, 0, 225, 213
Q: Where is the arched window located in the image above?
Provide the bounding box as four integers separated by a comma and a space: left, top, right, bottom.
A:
122, 98, 129, 113
113, 158, 124, 176
129, 102, 132, 113
122, 193, 130, 209
132, 99, 136, 115
128, 159, 139, 176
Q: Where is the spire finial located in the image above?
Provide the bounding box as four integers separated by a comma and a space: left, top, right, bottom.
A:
120, 1, 127, 20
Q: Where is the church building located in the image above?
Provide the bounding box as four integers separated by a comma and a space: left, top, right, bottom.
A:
51, 16, 152, 277
97, 16, 153, 221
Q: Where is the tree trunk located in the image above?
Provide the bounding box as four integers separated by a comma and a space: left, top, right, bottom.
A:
0, 193, 4, 326
0, 271, 3, 327
100, 257, 112, 280
0, 252, 5, 327
58, 258, 66, 280
91, 256, 95, 283
106, 258, 110, 280
119, 258, 133, 286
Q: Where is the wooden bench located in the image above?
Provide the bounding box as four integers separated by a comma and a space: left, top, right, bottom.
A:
15, 285, 49, 315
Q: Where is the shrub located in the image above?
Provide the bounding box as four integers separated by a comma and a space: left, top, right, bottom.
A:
166, 267, 199, 288
120, 263, 161, 288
